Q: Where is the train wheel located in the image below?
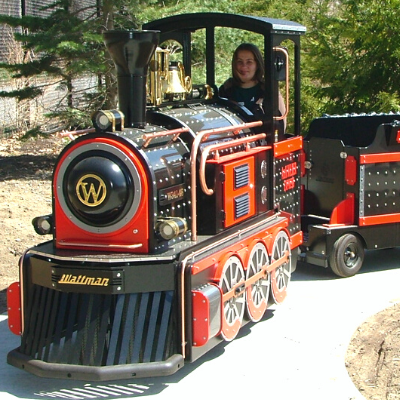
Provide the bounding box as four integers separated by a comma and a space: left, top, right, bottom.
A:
218, 255, 246, 341
246, 243, 270, 322
270, 231, 291, 304
329, 233, 364, 278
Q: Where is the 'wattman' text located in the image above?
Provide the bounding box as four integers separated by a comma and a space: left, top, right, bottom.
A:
58, 274, 109, 287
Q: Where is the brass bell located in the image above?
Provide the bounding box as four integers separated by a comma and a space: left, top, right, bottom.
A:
165, 62, 188, 95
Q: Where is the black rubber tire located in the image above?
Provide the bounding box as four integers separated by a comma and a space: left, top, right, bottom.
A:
329, 233, 364, 278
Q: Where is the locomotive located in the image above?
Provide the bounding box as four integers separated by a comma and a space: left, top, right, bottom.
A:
6, 13, 305, 380
7, 11, 400, 381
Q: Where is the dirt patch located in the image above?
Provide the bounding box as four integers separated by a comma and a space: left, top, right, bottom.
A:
0, 134, 66, 314
0, 135, 400, 399
346, 302, 400, 399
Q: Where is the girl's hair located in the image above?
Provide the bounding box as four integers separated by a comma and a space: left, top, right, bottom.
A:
231, 43, 265, 86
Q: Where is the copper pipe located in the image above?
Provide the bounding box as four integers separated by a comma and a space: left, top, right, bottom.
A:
58, 128, 96, 140
199, 132, 266, 195
180, 256, 189, 358
18, 250, 28, 334
273, 46, 290, 122
142, 127, 190, 148
190, 120, 263, 241
58, 241, 143, 249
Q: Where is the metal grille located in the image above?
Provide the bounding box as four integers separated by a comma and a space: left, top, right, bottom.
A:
20, 285, 177, 366
234, 164, 249, 189
234, 193, 250, 219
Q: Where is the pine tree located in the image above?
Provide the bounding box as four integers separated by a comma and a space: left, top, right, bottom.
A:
0, 0, 137, 136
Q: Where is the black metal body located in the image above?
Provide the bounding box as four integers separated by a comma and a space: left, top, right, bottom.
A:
301, 114, 400, 268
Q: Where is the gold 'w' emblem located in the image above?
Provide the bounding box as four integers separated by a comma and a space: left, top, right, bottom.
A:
76, 174, 107, 207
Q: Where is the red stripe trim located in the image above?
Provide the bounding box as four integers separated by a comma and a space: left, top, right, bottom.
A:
360, 152, 400, 164
290, 230, 303, 249
274, 136, 303, 157
359, 213, 400, 226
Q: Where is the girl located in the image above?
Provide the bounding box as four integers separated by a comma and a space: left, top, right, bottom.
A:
219, 43, 286, 128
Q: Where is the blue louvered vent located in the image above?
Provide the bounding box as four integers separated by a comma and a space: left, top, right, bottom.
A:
234, 164, 249, 189
235, 193, 250, 219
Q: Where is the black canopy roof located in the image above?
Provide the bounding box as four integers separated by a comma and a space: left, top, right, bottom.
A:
143, 12, 306, 36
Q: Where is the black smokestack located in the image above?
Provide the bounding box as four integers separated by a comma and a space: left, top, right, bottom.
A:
104, 30, 159, 128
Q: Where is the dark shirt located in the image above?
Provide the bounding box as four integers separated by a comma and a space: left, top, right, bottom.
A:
231, 85, 262, 109
219, 77, 286, 139
219, 78, 265, 113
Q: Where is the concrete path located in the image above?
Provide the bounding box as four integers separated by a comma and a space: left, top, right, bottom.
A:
2, 248, 400, 400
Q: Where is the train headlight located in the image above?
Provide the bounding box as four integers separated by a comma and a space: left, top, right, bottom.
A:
157, 217, 187, 240
32, 215, 53, 235
92, 110, 125, 132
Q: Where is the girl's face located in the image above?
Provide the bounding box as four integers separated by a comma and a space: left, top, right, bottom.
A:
234, 49, 258, 87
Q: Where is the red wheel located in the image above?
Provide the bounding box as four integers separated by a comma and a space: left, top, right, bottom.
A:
218, 255, 245, 341
246, 243, 270, 322
270, 231, 291, 304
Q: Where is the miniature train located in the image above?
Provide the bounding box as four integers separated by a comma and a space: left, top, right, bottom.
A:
301, 113, 400, 277
6, 12, 400, 380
